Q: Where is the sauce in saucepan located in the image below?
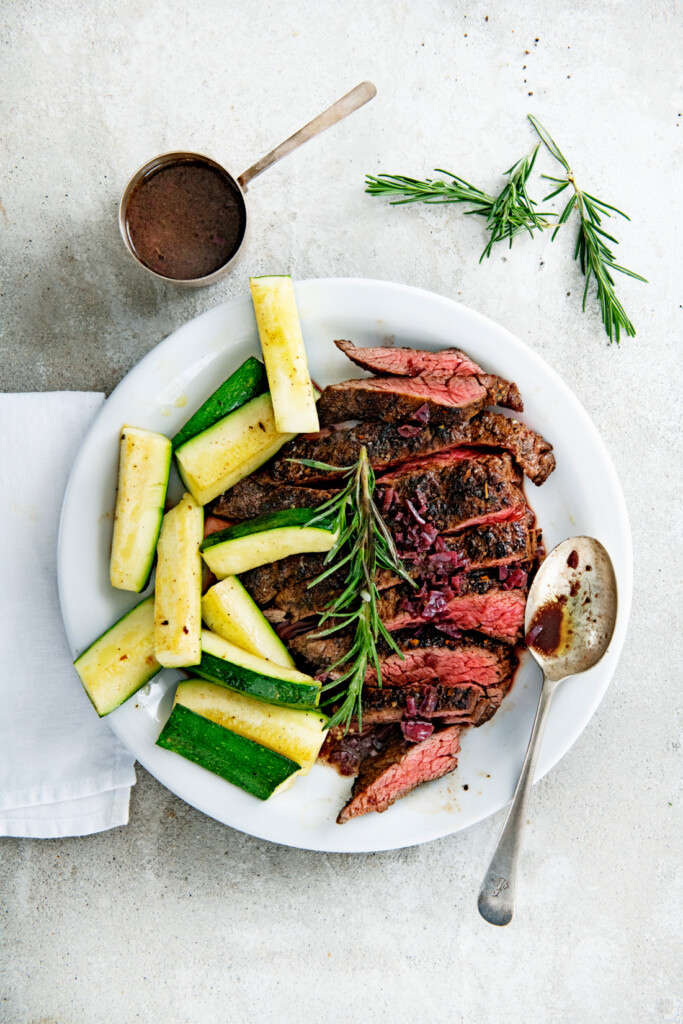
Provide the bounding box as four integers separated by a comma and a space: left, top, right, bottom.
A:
124, 159, 246, 280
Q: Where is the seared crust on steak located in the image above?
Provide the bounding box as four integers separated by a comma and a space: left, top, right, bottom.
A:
268, 409, 554, 487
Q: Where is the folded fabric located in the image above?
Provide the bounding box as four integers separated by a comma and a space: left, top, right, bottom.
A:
0, 392, 136, 838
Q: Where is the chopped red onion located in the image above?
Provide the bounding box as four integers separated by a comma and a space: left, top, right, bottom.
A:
406, 499, 426, 525
418, 685, 439, 715
411, 403, 431, 424
300, 426, 333, 441
401, 719, 434, 743
405, 694, 418, 716
380, 486, 396, 514
436, 624, 463, 639
397, 424, 423, 438
503, 567, 528, 590
275, 616, 318, 640
525, 623, 543, 646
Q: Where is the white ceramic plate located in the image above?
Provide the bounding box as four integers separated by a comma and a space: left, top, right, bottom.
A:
58, 279, 631, 852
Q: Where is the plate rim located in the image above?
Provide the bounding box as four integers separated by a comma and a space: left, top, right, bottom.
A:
57, 276, 633, 852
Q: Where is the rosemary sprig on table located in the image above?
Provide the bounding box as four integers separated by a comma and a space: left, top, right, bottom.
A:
296, 447, 414, 734
365, 144, 548, 261
528, 115, 647, 344
366, 116, 646, 343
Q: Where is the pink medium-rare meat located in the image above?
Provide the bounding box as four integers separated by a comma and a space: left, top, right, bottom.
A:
336, 725, 461, 822
334, 339, 483, 378
378, 586, 527, 643
316, 374, 523, 427
289, 626, 515, 687
365, 634, 516, 689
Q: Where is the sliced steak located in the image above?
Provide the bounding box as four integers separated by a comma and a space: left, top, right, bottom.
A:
465, 411, 555, 485
209, 475, 333, 520
319, 723, 399, 777
290, 626, 515, 687
317, 373, 522, 427
273, 564, 400, 619
335, 339, 484, 378
359, 681, 509, 727
274, 552, 527, 621
378, 585, 527, 643
365, 633, 516, 689
380, 449, 527, 535
403, 511, 539, 572
243, 514, 537, 608
337, 725, 462, 823
269, 409, 554, 486
240, 552, 328, 606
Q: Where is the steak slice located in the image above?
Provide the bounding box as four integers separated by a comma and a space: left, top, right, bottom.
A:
337, 725, 462, 822
317, 374, 522, 427
359, 681, 510, 727
335, 339, 484, 378
274, 553, 526, 620
404, 511, 539, 572
378, 585, 527, 643
459, 411, 555, 486
240, 552, 328, 606
290, 626, 515, 687
269, 409, 554, 486
380, 449, 527, 535
242, 514, 537, 608
365, 632, 516, 689
273, 564, 399, 619
209, 475, 333, 520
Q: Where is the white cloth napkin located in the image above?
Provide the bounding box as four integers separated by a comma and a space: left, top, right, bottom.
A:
0, 392, 136, 838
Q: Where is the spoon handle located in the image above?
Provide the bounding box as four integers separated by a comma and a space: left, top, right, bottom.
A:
237, 81, 376, 190
477, 678, 556, 926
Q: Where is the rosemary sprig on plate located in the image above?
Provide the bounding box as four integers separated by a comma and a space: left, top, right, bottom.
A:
528, 115, 647, 343
365, 144, 549, 261
296, 447, 414, 733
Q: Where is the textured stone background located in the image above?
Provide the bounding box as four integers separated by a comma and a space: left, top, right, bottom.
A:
1, 1, 681, 1022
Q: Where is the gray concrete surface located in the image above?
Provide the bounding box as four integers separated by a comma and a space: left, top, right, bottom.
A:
1, 1, 682, 1021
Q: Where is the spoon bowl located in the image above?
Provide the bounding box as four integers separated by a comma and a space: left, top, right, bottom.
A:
525, 536, 618, 682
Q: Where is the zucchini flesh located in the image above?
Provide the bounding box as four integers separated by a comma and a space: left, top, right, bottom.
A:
157, 704, 300, 799
202, 576, 295, 669
201, 509, 336, 577
175, 392, 294, 506
109, 426, 171, 592
171, 357, 268, 451
175, 679, 328, 774
154, 493, 204, 667
73, 595, 161, 716
196, 630, 321, 707
250, 275, 319, 434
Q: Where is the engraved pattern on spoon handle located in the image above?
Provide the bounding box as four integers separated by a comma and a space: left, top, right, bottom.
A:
237, 81, 376, 189
477, 678, 557, 926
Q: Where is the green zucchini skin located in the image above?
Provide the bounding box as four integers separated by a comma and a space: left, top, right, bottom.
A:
157, 704, 300, 799
171, 357, 268, 452
200, 507, 332, 550
73, 595, 162, 716
195, 652, 320, 708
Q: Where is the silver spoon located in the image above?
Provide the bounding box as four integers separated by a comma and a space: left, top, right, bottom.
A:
477, 536, 618, 926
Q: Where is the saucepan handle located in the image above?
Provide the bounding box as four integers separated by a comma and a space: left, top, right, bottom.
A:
237, 81, 376, 191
